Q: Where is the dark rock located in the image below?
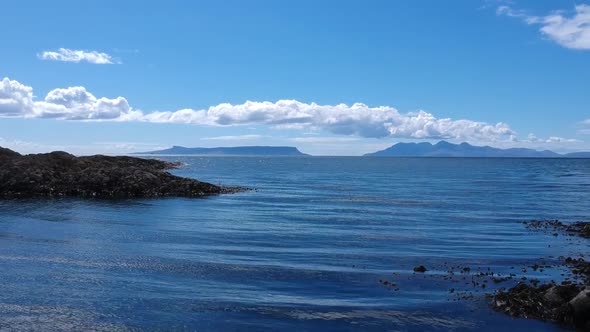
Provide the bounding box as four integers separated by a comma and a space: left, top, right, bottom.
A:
491, 283, 577, 325
524, 219, 590, 239
379, 279, 396, 287
563, 257, 590, 283
543, 285, 581, 305
0, 147, 244, 198
490, 220, 590, 329
0, 147, 21, 158
569, 289, 590, 329
492, 276, 512, 284
568, 222, 590, 238
413, 265, 427, 273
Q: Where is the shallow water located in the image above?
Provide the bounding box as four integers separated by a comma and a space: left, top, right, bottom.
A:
1, 157, 589, 331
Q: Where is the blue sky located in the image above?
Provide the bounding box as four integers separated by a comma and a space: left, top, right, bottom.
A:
1, 0, 589, 155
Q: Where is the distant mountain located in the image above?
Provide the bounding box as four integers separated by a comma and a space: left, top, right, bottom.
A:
135, 146, 308, 156
364, 141, 587, 158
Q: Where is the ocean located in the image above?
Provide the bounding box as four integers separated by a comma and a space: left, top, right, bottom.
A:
1, 157, 589, 331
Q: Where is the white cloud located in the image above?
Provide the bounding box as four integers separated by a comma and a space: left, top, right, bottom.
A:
38, 48, 118, 64
0, 78, 35, 116
38, 87, 130, 120
526, 133, 538, 142
526, 133, 580, 143
0, 77, 535, 144
91, 142, 168, 153
497, 4, 590, 50
1, 77, 586, 154
545, 136, 581, 143
578, 119, 590, 135
496, 6, 534, 22
290, 136, 361, 143
140, 100, 516, 141
201, 134, 265, 141
0, 78, 131, 120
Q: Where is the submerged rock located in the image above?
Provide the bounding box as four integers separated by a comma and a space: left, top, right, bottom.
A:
413, 265, 427, 273
0, 147, 242, 198
523, 219, 590, 238
490, 220, 590, 329
569, 222, 590, 238
564, 257, 590, 281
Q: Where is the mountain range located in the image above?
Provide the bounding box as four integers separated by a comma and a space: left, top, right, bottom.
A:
136, 142, 590, 158
364, 141, 590, 158
135, 146, 308, 156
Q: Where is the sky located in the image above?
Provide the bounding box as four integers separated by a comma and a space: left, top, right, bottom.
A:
1, 0, 589, 156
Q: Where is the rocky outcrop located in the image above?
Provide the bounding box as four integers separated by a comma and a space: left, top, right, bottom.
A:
569, 289, 590, 327
0, 147, 20, 158
492, 283, 582, 327
490, 220, 590, 330
524, 220, 590, 238
0, 147, 241, 198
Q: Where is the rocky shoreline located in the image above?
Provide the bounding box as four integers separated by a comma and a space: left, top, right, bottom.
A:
0, 147, 243, 198
376, 219, 590, 330
490, 220, 590, 330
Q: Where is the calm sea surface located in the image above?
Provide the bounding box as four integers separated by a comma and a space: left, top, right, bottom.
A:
1, 157, 589, 331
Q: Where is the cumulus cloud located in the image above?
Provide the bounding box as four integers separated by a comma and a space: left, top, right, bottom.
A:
0, 77, 131, 120
578, 119, 590, 135
0, 78, 35, 116
0, 76, 520, 143
546, 136, 581, 143
142, 100, 516, 141
201, 134, 265, 141
526, 133, 580, 143
497, 4, 590, 50
38, 48, 118, 64
1, 77, 585, 150
36, 87, 130, 120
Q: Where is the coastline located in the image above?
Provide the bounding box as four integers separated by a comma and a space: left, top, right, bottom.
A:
0, 147, 244, 198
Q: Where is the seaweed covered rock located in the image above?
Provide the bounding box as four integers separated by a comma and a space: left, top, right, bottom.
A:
524, 220, 590, 238
569, 222, 590, 238
0, 147, 241, 198
492, 284, 590, 329
492, 283, 578, 324
491, 220, 590, 329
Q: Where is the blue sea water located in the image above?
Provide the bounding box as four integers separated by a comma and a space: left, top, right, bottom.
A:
0, 157, 589, 331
